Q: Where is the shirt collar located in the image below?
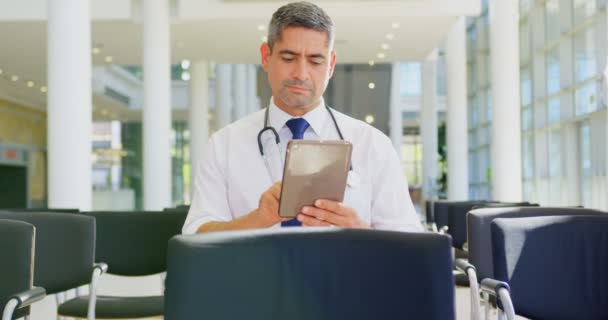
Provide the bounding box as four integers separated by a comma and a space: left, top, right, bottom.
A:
267, 97, 328, 136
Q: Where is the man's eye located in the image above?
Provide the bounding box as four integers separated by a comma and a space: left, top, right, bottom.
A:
310, 60, 323, 65
282, 57, 294, 62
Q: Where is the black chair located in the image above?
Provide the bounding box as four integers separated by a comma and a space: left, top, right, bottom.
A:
0, 211, 99, 320
483, 215, 608, 319
166, 228, 456, 320
459, 207, 606, 320
58, 210, 187, 319
0, 208, 79, 213
0, 220, 45, 320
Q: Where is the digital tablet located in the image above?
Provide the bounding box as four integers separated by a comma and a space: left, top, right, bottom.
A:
278, 140, 353, 218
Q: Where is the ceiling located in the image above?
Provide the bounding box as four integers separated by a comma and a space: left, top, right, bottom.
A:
0, 0, 480, 111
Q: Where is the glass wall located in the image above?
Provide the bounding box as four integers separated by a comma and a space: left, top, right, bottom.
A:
466, 3, 492, 200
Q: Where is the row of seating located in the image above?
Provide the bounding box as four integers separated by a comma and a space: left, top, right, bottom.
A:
426, 200, 608, 319
0, 209, 186, 320
3, 205, 608, 319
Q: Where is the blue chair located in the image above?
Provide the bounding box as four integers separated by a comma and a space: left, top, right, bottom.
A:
58, 210, 187, 319
0, 211, 102, 320
0, 219, 45, 320
166, 228, 456, 320
485, 215, 608, 319
457, 206, 606, 320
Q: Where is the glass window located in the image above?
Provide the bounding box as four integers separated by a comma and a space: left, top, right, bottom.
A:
548, 97, 561, 124
522, 107, 533, 131
523, 134, 534, 179
535, 131, 549, 178
574, 27, 597, 82
400, 62, 421, 97
549, 128, 561, 177
575, 82, 598, 115
573, 0, 597, 26
579, 123, 592, 206
535, 103, 547, 129
546, 48, 560, 95
545, 0, 560, 43
521, 68, 532, 107
520, 20, 531, 65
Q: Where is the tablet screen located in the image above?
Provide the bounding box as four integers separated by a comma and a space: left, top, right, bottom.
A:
278, 140, 352, 218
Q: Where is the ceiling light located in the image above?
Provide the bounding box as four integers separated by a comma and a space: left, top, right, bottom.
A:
381, 43, 390, 50
261, 35, 268, 42
376, 52, 386, 59
368, 82, 375, 89
104, 56, 113, 63
181, 59, 191, 69
181, 71, 191, 81
385, 33, 395, 40
368, 60, 375, 66
365, 115, 375, 124
257, 24, 266, 31
26, 81, 35, 88
92, 47, 100, 55
0, 68, 3, 75
392, 22, 400, 29
10, 75, 18, 82
101, 109, 108, 116
40, 86, 47, 93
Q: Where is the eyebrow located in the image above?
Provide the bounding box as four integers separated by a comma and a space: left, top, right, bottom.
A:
279, 50, 326, 59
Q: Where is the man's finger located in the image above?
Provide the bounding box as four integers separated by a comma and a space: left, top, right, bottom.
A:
301, 206, 346, 226
314, 199, 350, 216
297, 214, 331, 227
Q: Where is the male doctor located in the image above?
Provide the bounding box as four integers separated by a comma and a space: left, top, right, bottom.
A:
183, 1, 423, 234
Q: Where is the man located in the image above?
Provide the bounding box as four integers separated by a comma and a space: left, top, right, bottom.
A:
183, 1, 423, 234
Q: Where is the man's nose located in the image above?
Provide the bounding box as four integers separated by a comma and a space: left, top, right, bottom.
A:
291, 59, 309, 81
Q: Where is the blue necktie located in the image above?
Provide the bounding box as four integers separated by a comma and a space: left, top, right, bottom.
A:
281, 118, 310, 227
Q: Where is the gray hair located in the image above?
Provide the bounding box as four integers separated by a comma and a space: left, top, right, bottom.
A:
267, 1, 335, 52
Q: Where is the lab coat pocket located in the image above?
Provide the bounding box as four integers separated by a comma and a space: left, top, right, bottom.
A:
342, 182, 372, 226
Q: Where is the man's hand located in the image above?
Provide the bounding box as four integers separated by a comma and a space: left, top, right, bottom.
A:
297, 199, 369, 228
254, 182, 290, 227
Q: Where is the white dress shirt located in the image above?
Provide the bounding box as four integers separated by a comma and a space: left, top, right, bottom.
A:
183, 98, 423, 234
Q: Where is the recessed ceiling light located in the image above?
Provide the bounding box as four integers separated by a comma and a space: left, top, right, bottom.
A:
92, 47, 100, 55
261, 35, 268, 42
368, 60, 375, 66
101, 109, 108, 115
368, 82, 376, 89
392, 22, 400, 29
10, 75, 18, 82
365, 114, 375, 124
26, 81, 35, 87
377, 52, 386, 59
105, 56, 113, 63
385, 33, 395, 40
381, 43, 390, 50
181, 59, 191, 69
181, 71, 191, 81
0, 68, 3, 75
257, 24, 266, 31
40, 86, 47, 93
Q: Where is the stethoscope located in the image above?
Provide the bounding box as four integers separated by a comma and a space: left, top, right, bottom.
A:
256, 105, 355, 183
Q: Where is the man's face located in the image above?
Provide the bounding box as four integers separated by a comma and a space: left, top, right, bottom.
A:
261, 27, 336, 114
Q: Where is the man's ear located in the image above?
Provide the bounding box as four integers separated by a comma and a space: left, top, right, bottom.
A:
260, 42, 271, 72
328, 50, 337, 78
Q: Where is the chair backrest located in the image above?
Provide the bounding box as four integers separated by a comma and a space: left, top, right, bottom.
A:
425, 200, 434, 223
491, 215, 608, 319
0, 219, 35, 319
433, 200, 489, 234
0, 211, 95, 295
449, 202, 537, 249
81, 211, 187, 276
467, 206, 606, 280
166, 228, 455, 320
0, 208, 79, 213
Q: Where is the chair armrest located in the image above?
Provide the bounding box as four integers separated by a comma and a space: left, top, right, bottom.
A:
454, 258, 475, 274
11, 287, 46, 308
2, 287, 46, 320
455, 259, 481, 320
480, 278, 516, 320
93, 262, 108, 274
